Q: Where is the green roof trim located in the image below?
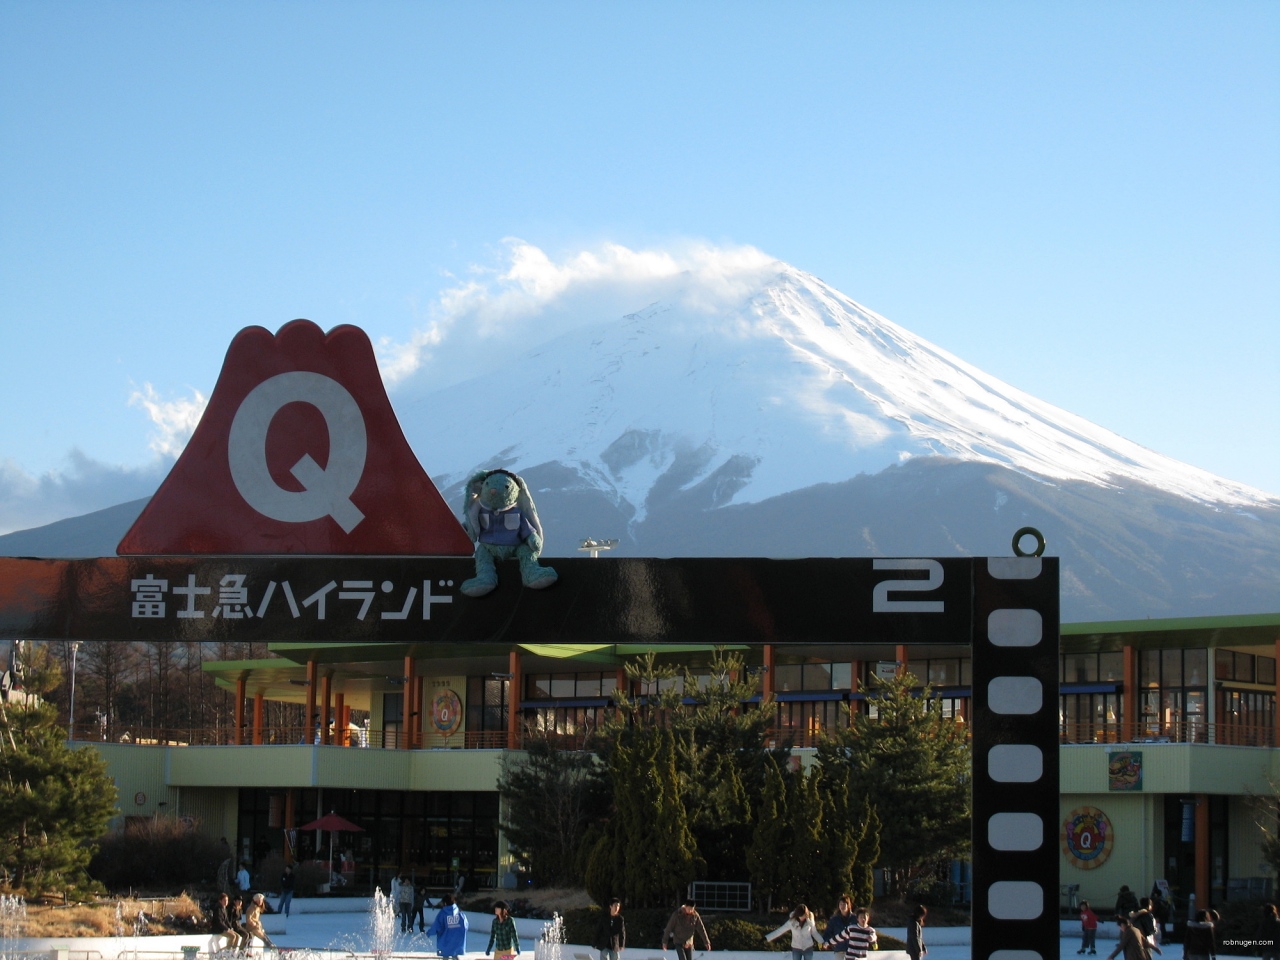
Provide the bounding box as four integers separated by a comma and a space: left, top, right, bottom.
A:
1062, 611, 1280, 653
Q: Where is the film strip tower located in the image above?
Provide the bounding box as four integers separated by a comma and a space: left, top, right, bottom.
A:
971, 554, 1061, 960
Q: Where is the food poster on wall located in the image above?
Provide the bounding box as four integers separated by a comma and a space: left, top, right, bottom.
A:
1109, 750, 1143, 791
1063, 806, 1114, 870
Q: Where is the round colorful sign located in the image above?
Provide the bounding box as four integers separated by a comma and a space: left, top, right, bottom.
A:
1062, 806, 1113, 869
431, 689, 463, 737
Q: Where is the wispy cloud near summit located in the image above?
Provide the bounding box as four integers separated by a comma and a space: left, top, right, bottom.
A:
377, 239, 781, 390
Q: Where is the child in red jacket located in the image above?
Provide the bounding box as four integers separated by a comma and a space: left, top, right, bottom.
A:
1078, 900, 1099, 955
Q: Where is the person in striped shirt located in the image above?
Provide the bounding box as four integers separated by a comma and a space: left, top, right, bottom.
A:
823, 907, 876, 959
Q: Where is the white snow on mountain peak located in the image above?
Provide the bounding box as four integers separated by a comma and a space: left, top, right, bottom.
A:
396, 260, 1276, 517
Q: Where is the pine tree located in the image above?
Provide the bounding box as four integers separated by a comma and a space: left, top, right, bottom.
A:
745, 755, 788, 911
816, 672, 969, 899
0, 643, 117, 895
499, 736, 609, 887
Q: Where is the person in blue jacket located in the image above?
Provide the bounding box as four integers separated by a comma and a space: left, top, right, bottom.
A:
429, 893, 469, 960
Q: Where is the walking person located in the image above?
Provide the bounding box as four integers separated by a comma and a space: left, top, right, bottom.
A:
1104, 915, 1161, 960
663, 899, 711, 960
413, 879, 429, 933
486, 900, 521, 960
905, 905, 927, 960
243, 893, 277, 953
594, 898, 626, 960
1182, 909, 1215, 960
1131, 898, 1157, 947
1078, 900, 1099, 955
1114, 886, 1139, 921
765, 903, 822, 960
236, 862, 252, 898
824, 896, 855, 943
823, 907, 877, 960
429, 893, 469, 960
392, 873, 414, 933
276, 865, 295, 919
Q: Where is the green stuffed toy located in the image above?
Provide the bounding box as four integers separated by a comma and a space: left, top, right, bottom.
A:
459, 468, 558, 598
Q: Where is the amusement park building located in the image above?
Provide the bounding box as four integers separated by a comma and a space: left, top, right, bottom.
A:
82, 612, 1280, 913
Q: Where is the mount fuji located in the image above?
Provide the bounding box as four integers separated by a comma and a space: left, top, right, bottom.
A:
3, 263, 1278, 621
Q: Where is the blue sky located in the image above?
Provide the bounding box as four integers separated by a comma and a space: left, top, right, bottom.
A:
1, 1, 1277, 534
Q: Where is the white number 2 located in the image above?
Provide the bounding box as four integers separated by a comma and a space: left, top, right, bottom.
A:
872, 559, 945, 613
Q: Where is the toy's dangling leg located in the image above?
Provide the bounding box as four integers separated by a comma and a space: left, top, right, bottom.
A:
516, 543, 558, 590
461, 545, 500, 598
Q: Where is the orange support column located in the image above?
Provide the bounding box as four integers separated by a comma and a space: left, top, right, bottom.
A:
402, 655, 414, 750
335, 692, 346, 746
507, 648, 522, 750
896, 644, 909, 679
234, 677, 246, 745
1123, 645, 1138, 741
253, 691, 264, 745
306, 659, 318, 744
321, 672, 333, 745
341, 702, 352, 745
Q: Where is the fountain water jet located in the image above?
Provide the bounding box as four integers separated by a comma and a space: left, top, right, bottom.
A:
0, 894, 27, 960
534, 913, 564, 960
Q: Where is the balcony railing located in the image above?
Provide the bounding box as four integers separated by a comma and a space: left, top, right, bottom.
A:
70, 717, 1279, 750
1059, 720, 1275, 747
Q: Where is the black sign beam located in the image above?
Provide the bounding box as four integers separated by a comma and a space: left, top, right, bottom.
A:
0, 552, 1060, 957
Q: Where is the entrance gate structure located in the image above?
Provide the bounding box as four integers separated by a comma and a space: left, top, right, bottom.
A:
0, 320, 1059, 960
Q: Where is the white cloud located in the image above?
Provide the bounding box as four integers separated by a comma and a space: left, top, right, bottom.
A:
0, 384, 199, 535
0, 452, 167, 536
2, 239, 781, 535
128, 383, 207, 459
376, 238, 780, 390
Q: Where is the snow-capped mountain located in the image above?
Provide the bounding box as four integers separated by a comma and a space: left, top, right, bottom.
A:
403, 265, 1274, 518
3, 263, 1278, 621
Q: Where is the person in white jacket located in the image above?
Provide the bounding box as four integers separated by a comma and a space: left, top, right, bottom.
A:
766, 904, 823, 960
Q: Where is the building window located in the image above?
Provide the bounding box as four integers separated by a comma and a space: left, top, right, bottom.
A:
777, 699, 847, 743
466, 676, 509, 737
1136, 648, 1209, 742
773, 661, 853, 692
525, 672, 618, 700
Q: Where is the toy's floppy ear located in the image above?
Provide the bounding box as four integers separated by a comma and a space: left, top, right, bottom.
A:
463, 470, 488, 501
512, 474, 544, 540
460, 471, 489, 541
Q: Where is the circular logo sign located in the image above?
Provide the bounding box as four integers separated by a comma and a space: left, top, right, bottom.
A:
134, 791, 147, 806
1063, 806, 1112, 869
431, 689, 463, 737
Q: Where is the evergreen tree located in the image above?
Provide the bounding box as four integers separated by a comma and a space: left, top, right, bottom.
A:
602, 648, 787, 882
816, 672, 969, 899
745, 756, 788, 911
747, 756, 879, 914
0, 643, 117, 894
499, 736, 609, 887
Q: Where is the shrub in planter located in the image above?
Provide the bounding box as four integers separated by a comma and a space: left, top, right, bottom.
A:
705, 917, 782, 951
88, 818, 223, 892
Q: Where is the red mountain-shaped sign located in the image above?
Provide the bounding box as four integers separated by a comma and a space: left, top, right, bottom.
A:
118, 319, 474, 556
